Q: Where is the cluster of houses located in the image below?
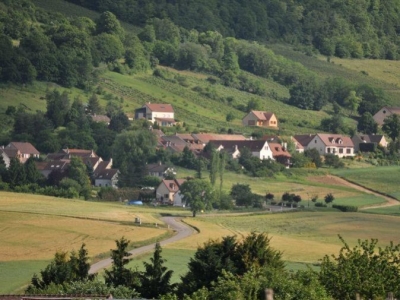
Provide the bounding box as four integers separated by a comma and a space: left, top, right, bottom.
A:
1, 102, 396, 206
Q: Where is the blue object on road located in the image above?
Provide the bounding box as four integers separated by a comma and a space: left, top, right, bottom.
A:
127, 200, 143, 205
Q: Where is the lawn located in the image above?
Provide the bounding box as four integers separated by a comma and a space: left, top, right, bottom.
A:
332, 166, 400, 199
362, 205, 400, 216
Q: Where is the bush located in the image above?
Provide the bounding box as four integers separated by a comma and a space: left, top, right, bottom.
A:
332, 204, 358, 212
314, 202, 327, 207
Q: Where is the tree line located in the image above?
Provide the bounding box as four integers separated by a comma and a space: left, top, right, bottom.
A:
26, 233, 400, 299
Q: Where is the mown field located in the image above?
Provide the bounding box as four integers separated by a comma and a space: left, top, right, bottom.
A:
332, 166, 400, 199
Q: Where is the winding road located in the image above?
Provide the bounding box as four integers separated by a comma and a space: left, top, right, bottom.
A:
89, 216, 195, 274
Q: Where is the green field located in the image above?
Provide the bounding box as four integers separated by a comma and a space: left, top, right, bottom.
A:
333, 166, 400, 199
362, 205, 400, 216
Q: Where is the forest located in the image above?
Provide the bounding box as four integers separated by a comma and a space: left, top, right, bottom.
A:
66, 0, 400, 60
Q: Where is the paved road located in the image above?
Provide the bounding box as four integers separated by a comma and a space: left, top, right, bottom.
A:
89, 216, 195, 274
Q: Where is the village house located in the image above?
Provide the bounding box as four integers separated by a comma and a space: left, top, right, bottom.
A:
39, 148, 119, 188
209, 140, 274, 160
135, 103, 176, 126
269, 142, 292, 167
156, 179, 186, 206
2, 142, 40, 164
293, 134, 355, 158
146, 162, 176, 178
373, 106, 400, 126
351, 134, 388, 152
90, 114, 111, 125
291, 134, 316, 153
242, 110, 278, 128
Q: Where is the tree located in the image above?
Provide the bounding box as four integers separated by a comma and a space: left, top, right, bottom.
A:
109, 111, 130, 133
324, 154, 344, 168
383, 114, 400, 142
344, 90, 361, 116
25, 157, 43, 185
230, 183, 253, 207
179, 179, 213, 217
319, 236, 400, 300
104, 237, 137, 288
179, 232, 284, 297
324, 193, 334, 206
137, 243, 175, 299
304, 149, 322, 168
357, 112, 378, 134
26, 244, 93, 292
3, 158, 25, 188
112, 130, 157, 187
209, 149, 220, 187
96, 11, 125, 41
87, 93, 102, 115
67, 157, 92, 199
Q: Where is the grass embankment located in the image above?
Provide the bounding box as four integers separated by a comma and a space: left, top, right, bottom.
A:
332, 166, 400, 200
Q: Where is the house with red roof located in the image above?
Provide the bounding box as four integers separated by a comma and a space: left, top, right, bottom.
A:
135, 103, 176, 126
242, 110, 278, 128
293, 134, 355, 157
3, 142, 40, 164
156, 179, 186, 206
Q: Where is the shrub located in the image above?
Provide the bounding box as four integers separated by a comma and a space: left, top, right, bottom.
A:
315, 202, 327, 207
332, 204, 358, 212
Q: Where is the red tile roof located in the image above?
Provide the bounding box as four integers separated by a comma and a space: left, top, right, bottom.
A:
248, 111, 274, 121
7, 142, 40, 155
317, 134, 354, 147
269, 142, 291, 158
192, 133, 247, 144
146, 103, 174, 113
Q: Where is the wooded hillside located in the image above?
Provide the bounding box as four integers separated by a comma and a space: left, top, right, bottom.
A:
65, 0, 400, 60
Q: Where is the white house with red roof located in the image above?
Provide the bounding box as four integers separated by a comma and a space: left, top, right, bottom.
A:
135, 103, 176, 126
242, 110, 278, 128
297, 133, 355, 157
3, 142, 40, 164
156, 179, 186, 206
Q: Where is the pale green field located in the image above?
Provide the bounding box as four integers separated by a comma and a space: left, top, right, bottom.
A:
333, 166, 400, 199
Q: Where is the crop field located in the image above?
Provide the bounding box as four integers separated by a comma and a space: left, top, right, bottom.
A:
183, 211, 400, 263
333, 166, 400, 199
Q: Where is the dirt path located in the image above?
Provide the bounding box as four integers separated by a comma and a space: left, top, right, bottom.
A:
327, 175, 399, 210
89, 216, 195, 274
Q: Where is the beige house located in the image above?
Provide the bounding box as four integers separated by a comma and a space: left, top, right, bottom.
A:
305, 134, 355, 158
373, 106, 400, 126
156, 179, 186, 205
351, 134, 388, 152
3, 142, 40, 164
135, 103, 176, 126
242, 111, 278, 128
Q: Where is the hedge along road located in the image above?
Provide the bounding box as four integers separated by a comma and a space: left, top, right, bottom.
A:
89, 216, 195, 274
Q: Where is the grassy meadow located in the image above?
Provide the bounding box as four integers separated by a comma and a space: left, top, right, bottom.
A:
332, 166, 400, 199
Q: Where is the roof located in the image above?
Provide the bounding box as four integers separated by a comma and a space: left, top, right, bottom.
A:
292, 134, 316, 147
316, 134, 354, 147
210, 140, 268, 152
63, 149, 97, 157
160, 179, 186, 192
7, 142, 40, 155
353, 134, 385, 144
161, 135, 187, 146
176, 133, 195, 142
192, 133, 247, 144
0, 148, 19, 159
269, 142, 291, 158
90, 115, 110, 123
147, 163, 172, 173
95, 169, 119, 180
246, 111, 275, 121
385, 107, 400, 114
145, 103, 174, 113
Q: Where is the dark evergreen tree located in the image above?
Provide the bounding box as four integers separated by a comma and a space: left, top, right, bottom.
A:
137, 243, 175, 299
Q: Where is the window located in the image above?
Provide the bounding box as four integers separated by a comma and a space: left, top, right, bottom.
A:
164, 194, 169, 198
339, 148, 343, 154
346, 149, 351, 154
327, 148, 331, 153
315, 140, 317, 143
